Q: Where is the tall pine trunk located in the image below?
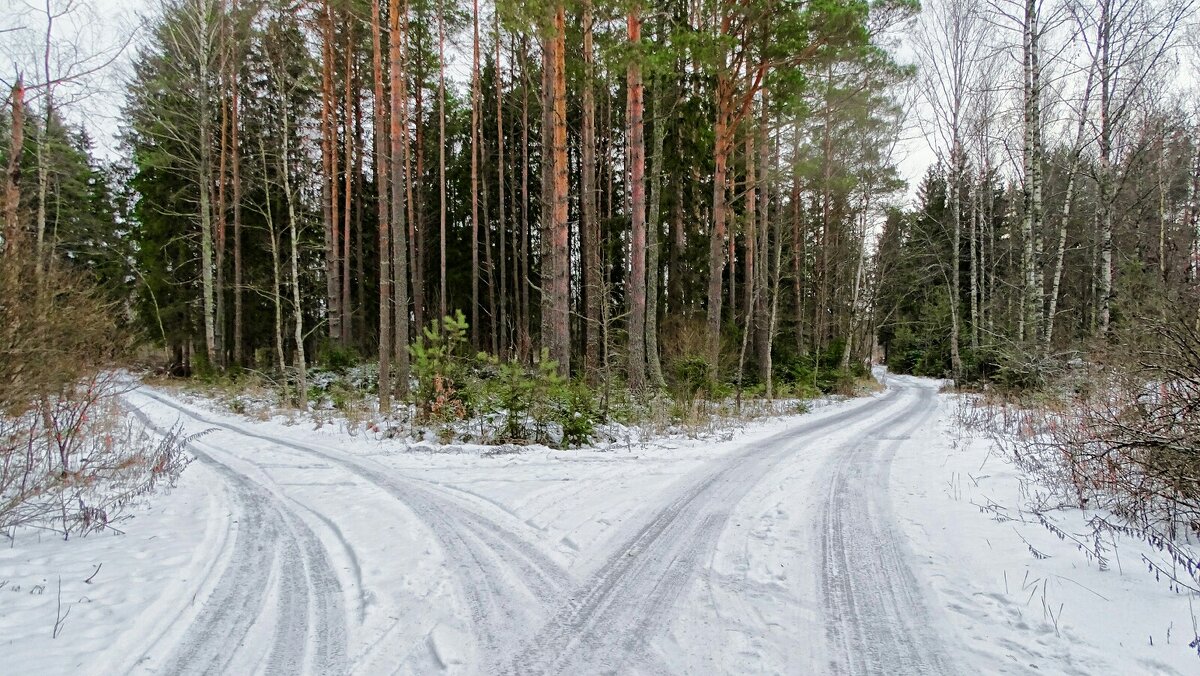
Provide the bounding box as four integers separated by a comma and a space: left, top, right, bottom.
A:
413, 43, 427, 338
231, 20, 244, 366
354, 68, 366, 347
743, 99, 757, 371
279, 96, 307, 408
755, 86, 771, 385
342, 25, 354, 346
321, 1, 340, 345
582, 0, 601, 379
791, 123, 804, 355
438, 0, 448, 327
626, 8, 647, 389
495, 16, 508, 358
705, 70, 732, 381
484, 156, 497, 354
471, 0, 481, 347
541, 4, 571, 374
645, 73, 666, 388
519, 39, 531, 360
390, 0, 411, 395
372, 0, 392, 408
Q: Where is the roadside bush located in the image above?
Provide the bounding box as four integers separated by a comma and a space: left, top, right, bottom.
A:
556, 381, 598, 448
479, 350, 599, 448
960, 346, 1002, 383
317, 341, 359, 374
773, 342, 866, 395
774, 380, 822, 400
410, 311, 472, 422
671, 354, 711, 407
1, 373, 191, 538
882, 325, 950, 377
488, 357, 536, 442
0, 261, 127, 414
961, 315, 1200, 589
988, 344, 1063, 391
1, 257, 188, 538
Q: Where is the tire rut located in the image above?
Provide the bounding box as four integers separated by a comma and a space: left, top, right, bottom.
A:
134, 379, 951, 676
818, 380, 953, 675
503, 387, 910, 675
132, 388, 569, 669
128, 407, 348, 676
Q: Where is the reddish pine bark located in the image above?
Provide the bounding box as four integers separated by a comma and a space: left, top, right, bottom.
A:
231, 2, 243, 366
321, 1, 340, 343
548, 4, 571, 373
626, 8, 647, 389
342, 23, 354, 345
470, 0, 481, 347
371, 0, 392, 408
581, 0, 600, 379
389, 0, 411, 393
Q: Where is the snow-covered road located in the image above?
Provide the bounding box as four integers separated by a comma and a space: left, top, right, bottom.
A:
130, 386, 571, 673
127, 374, 958, 675
506, 378, 950, 675
4, 373, 1199, 675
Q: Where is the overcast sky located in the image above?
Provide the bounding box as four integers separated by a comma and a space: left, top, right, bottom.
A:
1, 0, 148, 159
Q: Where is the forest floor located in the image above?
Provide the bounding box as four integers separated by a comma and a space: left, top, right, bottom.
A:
1, 371, 1198, 675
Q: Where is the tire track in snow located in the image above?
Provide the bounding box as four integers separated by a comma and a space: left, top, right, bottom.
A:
293, 501, 368, 624
818, 378, 954, 675
128, 407, 348, 676
132, 388, 570, 670
503, 386, 912, 675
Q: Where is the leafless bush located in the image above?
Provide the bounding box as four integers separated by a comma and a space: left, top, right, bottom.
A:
0, 261, 128, 416
0, 372, 192, 538
959, 317, 1200, 588
1, 257, 189, 539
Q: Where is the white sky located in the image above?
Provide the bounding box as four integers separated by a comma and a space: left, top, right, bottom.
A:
1, 0, 148, 159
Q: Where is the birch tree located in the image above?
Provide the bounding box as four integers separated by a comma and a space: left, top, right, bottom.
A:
914, 0, 985, 378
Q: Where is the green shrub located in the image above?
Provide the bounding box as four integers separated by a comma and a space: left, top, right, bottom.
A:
556, 381, 598, 448
992, 347, 1051, 391
671, 355, 711, 404
523, 352, 570, 445
773, 347, 863, 395
479, 350, 599, 448
306, 384, 324, 406
961, 346, 1002, 382
190, 352, 220, 383
317, 341, 359, 374
785, 381, 822, 400
329, 382, 358, 411
490, 357, 535, 442
410, 311, 473, 422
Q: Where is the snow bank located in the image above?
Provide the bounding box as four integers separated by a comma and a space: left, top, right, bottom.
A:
889, 395, 1200, 673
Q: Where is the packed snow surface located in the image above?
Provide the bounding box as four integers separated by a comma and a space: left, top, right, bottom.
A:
2, 373, 1197, 674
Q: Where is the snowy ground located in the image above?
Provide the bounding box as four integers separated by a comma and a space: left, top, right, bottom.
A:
2, 372, 1198, 675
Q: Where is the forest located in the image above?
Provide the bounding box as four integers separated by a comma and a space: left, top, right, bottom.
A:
2, 0, 1199, 408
